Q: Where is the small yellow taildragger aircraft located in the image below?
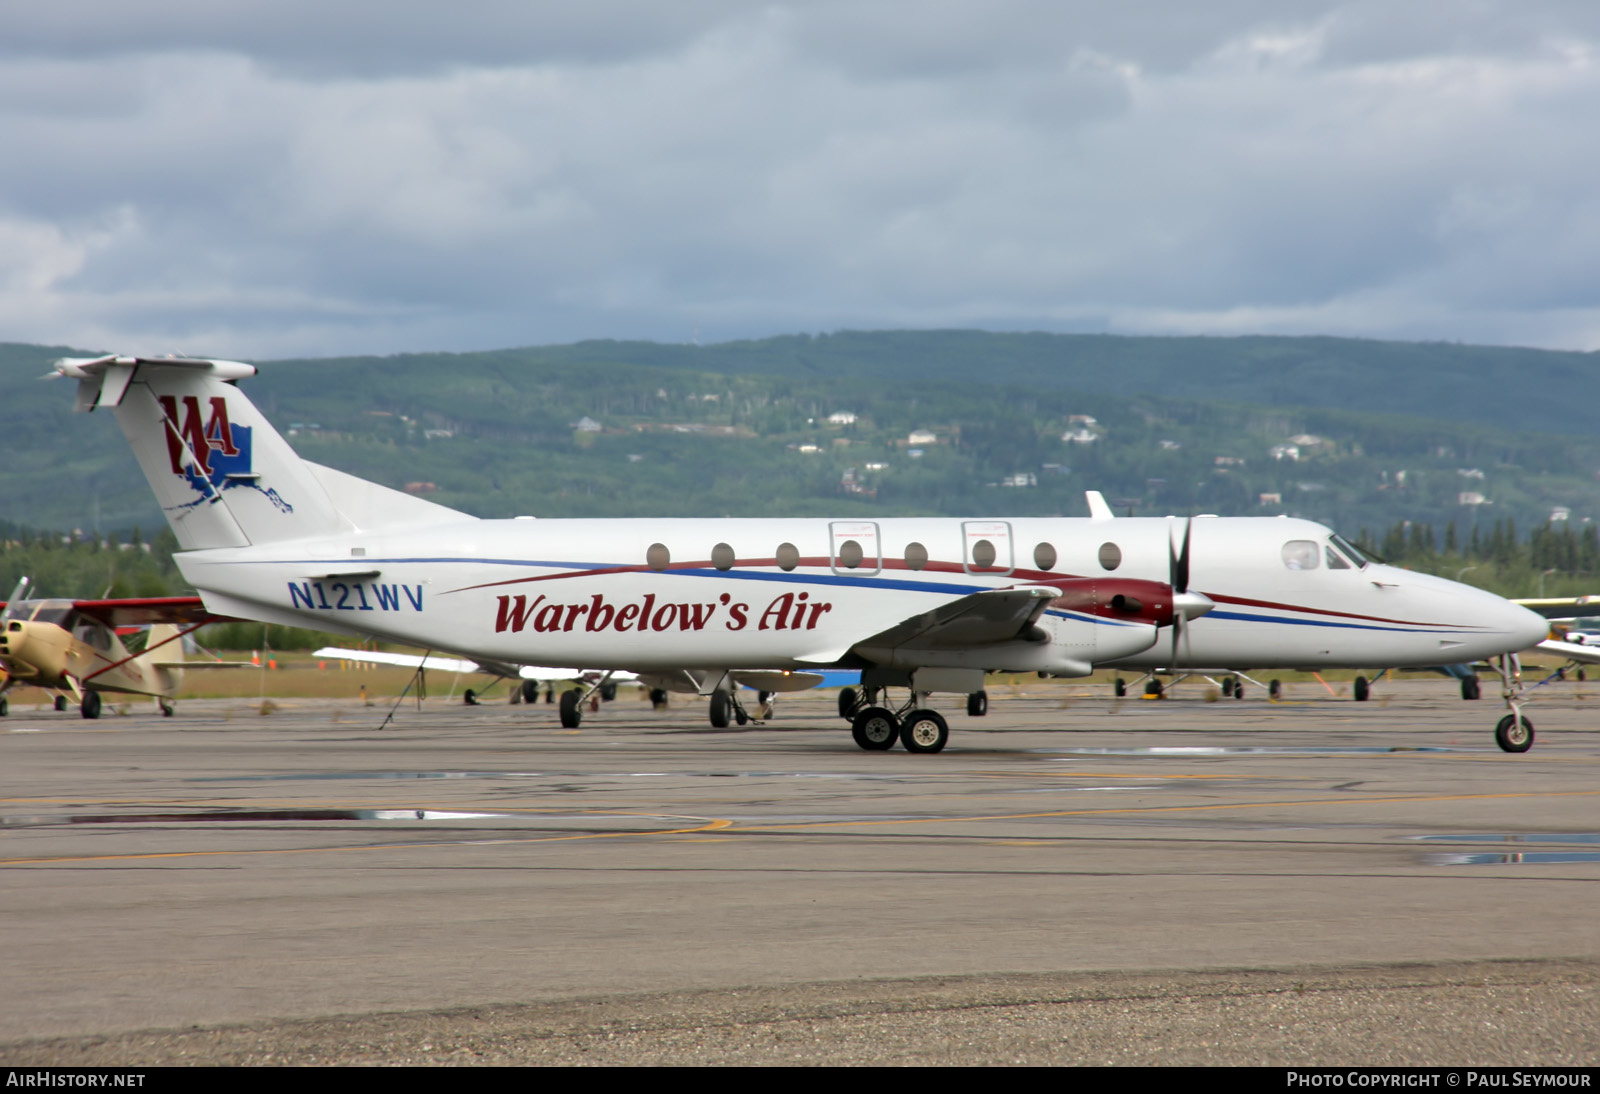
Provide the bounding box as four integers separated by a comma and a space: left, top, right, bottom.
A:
0, 579, 243, 718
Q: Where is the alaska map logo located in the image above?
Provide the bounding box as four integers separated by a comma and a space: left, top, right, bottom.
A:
159, 394, 293, 514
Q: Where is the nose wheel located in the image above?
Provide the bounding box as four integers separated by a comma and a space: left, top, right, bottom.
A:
1494, 713, 1534, 753
1488, 654, 1536, 752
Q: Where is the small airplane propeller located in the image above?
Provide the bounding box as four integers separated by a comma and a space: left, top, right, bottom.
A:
1167, 518, 1215, 665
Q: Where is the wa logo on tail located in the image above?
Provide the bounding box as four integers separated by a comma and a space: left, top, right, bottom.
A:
158, 394, 294, 515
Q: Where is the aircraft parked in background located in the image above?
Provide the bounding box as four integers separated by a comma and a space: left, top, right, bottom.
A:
0, 579, 241, 717
56, 354, 1551, 751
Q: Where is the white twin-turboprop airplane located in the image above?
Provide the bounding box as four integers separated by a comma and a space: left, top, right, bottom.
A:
55, 354, 1552, 752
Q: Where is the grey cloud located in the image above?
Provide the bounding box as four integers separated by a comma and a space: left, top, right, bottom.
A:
2, 2, 1600, 357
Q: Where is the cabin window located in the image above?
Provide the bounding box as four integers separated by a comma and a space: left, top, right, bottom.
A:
838, 539, 865, 569
711, 542, 735, 571
646, 542, 671, 571
1098, 542, 1122, 571
1325, 546, 1352, 570
1033, 542, 1057, 571
904, 542, 929, 571
971, 539, 997, 569
776, 542, 799, 571
1282, 540, 1320, 570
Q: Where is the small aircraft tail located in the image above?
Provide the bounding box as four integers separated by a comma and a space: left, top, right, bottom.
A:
58, 355, 471, 550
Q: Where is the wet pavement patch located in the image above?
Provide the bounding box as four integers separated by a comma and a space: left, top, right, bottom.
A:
0, 808, 510, 828
1411, 832, 1600, 865
1412, 832, 1600, 843
1037, 746, 1462, 756
1425, 851, 1600, 865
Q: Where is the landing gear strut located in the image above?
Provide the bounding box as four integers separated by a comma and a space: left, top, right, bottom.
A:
1489, 653, 1534, 753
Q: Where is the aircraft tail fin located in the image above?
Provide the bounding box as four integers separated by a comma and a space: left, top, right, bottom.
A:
60, 355, 375, 550
146, 623, 184, 664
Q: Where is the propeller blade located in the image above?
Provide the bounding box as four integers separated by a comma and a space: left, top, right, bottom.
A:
1168, 517, 1197, 663
1173, 516, 1192, 595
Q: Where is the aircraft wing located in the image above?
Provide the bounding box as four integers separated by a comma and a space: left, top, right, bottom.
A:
1512, 595, 1600, 621
69, 597, 236, 627
315, 647, 498, 675
1535, 638, 1600, 666
851, 586, 1061, 656
312, 647, 639, 684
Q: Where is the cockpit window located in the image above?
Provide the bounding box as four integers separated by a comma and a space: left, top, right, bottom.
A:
1328, 533, 1372, 568
1326, 546, 1352, 570
1282, 540, 1320, 571
74, 619, 112, 651
32, 607, 73, 625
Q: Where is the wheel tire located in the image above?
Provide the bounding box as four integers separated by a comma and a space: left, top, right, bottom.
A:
54, 695, 68, 712
463, 689, 478, 706
520, 679, 540, 704
1222, 677, 1235, 697
1353, 676, 1369, 702
599, 682, 617, 702
649, 687, 669, 710
838, 687, 859, 721
1579, 668, 1587, 682
0, 696, 7, 717
159, 698, 175, 717
1269, 679, 1282, 699
1233, 682, 1245, 700
1143, 679, 1162, 698
1462, 676, 1480, 701
1113, 678, 1127, 697
734, 705, 749, 726
1494, 713, 1534, 753
966, 690, 988, 717
851, 707, 899, 751
709, 689, 732, 728
900, 709, 949, 753
559, 688, 583, 728
81, 691, 102, 719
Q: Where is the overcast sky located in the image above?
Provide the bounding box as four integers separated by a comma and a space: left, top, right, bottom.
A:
3, 1, 1599, 359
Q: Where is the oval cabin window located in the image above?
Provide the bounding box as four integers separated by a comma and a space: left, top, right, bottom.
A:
904, 542, 929, 571
1098, 542, 1122, 571
775, 542, 799, 572
711, 542, 735, 571
1033, 542, 1057, 571
838, 539, 864, 569
646, 542, 671, 571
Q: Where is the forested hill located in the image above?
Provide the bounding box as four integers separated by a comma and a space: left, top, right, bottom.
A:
338, 331, 1596, 437
2, 332, 1598, 541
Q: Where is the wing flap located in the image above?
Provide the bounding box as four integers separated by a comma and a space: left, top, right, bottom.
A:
854, 586, 1061, 655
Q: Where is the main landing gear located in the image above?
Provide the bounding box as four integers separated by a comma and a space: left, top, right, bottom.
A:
838, 686, 951, 753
